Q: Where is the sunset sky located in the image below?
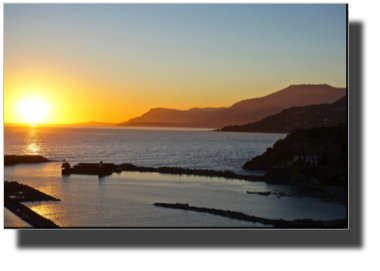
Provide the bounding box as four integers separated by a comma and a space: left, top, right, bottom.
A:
4, 4, 347, 124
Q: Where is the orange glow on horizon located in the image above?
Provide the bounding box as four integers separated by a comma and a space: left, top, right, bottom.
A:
4, 66, 346, 125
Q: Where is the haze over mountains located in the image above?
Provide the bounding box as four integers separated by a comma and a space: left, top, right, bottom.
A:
118, 84, 346, 129
71, 122, 116, 126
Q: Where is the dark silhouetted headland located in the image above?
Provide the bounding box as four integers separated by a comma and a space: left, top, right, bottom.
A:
242, 124, 347, 189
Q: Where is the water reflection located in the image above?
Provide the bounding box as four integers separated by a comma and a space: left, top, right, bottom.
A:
26, 143, 40, 154
61, 175, 70, 182
98, 175, 106, 187
29, 203, 52, 220
22, 126, 42, 155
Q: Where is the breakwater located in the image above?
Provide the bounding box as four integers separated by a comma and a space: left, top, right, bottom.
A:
121, 164, 345, 206
154, 203, 347, 228
4, 155, 51, 165
120, 163, 264, 181
4, 181, 60, 228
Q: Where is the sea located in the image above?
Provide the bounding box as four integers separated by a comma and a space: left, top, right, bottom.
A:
3, 125, 347, 227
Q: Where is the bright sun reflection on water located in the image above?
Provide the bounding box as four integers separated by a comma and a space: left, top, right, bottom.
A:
29, 203, 54, 221
22, 126, 42, 155
26, 143, 40, 154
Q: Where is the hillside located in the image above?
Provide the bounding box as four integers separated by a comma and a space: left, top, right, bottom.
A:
118, 84, 346, 128
217, 97, 346, 133
229, 84, 345, 110
242, 124, 348, 187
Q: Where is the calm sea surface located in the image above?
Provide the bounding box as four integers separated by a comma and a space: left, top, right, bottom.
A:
4, 125, 346, 227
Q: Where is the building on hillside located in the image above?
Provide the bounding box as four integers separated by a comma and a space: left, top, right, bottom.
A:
293, 155, 319, 165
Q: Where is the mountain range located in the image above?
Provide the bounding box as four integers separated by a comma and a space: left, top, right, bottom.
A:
217, 96, 346, 133
118, 84, 346, 128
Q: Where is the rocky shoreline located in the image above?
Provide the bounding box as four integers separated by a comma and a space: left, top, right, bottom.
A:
4, 181, 60, 228
154, 203, 347, 228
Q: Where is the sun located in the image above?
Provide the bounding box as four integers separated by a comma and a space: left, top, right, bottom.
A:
15, 97, 51, 124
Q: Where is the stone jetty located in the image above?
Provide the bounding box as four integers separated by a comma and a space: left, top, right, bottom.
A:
4, 155, 51, 165
154, 202, 347, 228
120, 163, 264, 181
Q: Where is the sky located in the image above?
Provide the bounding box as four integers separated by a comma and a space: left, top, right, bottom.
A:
4, 4, 347, 124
